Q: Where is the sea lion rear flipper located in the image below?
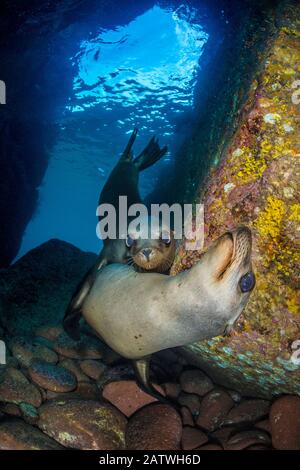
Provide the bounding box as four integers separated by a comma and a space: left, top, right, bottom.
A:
133, 137, 168, 171
63, 255, 107, 341
133, 356, 169, 403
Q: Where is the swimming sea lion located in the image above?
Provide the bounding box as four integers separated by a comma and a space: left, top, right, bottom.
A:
96, 127, 170, 271
80, 226, 256, 400
64, 129, 175, 340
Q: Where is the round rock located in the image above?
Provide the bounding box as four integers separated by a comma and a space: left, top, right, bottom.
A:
225, 399, 270, 425
10, 337, 58, 367
0, 419, 63, 450
38, 399, 127, 450
79, 360, 106, 381
59, 359, 90, 382
53, 332, 104, 360
0, 367, 42, 407
225, 430, 271, 450
28, 360, 77, 392
126, 403, 182, 450
180, 369, 214, 397
178, 392, 201, 415
162, 382, 181, 399
196, 389, 234, 431
270, 395, 300, 450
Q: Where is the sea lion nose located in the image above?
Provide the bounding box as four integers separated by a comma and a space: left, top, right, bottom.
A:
142, 248, 152, 260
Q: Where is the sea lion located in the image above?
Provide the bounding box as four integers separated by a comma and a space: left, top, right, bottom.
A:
64, 129, 175, 340
96, 127, 171, 271
125, 215, 176, 273
79, 226, 256, 400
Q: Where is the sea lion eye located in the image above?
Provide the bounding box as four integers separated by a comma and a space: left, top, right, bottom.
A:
126, 235, 135, 248
161, 231, 171, 245
239, 272, 255, 293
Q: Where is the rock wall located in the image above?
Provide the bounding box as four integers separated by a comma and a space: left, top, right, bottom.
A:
173, 1, 300, 398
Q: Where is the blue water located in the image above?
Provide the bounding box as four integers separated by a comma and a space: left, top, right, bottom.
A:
16, 1, 226, 259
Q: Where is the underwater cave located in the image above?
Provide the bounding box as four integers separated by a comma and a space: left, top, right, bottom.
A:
0, 0, 274, 264
0, 0, 299, 454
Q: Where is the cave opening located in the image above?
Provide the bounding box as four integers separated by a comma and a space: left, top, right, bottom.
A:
0, 0, 275, 266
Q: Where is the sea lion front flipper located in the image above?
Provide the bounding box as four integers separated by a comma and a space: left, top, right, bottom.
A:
133, 356, 169, 404
63, 255, 107, 341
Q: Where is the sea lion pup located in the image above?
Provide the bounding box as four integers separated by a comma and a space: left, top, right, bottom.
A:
80, 226, 256, 401
64, 129, 173, 339
125, 215, 176, 273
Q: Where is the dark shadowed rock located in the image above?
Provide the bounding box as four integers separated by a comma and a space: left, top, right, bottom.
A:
35, 325, 64, 342
0, 419, 64, 449
28, 360, 77, 392
212, 426, 237, 447
126, 403, 182, 450
180, 369, 214, 397
10, 336, 58, 367
255, 419, 271, 434
162, 382, 181, 400
59, 358, 90, 382
225, 399, 270, 425
19, 402, 39, 425
196, 444, 223, 450
225, 430, 271, 450
178, 392, 201, 415
53, 332, 104, 360
38, 399, 126, 450
270, 395, 300, 450
0, 240, 97, 336
196, 389, 234, 431
75, 381, 99, 400
181, 426, 208, 450
102, 380, 163, 417
0, 403, 22, 417
180, 406, 194, 426
0, 367, 42, 407
79, 359, 106, 381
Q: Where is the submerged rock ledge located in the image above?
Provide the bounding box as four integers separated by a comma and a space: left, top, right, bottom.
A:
172, 2, 300, 398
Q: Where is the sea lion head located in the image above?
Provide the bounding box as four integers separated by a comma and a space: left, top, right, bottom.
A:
198, 226, 255, 332
125, 216, 176, 273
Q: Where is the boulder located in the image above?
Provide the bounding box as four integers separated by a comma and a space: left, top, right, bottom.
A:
38, 399, 126, 450
0, 239, 96, 337
126, 403, 182, 450
0, 419, 64, 450
0, 367, 42, 407
28, 360, 77, 392
270, 395, 300, 450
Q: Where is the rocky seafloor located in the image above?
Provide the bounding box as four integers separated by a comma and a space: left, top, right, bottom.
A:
0, 324, 300, 450
0, 239, 299, 450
